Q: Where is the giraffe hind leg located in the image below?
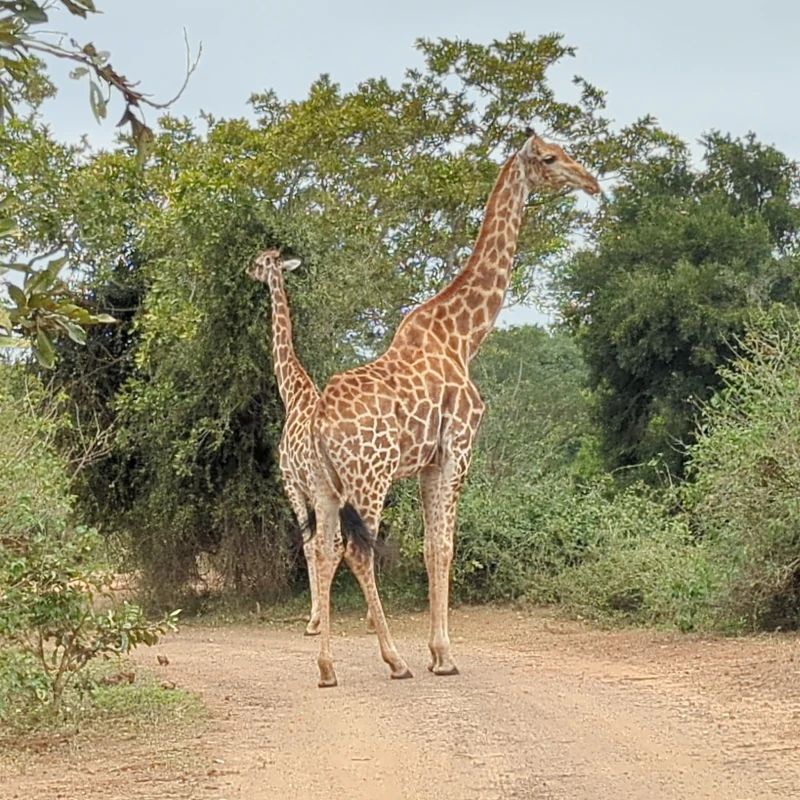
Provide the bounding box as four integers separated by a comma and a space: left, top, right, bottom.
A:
340, 498, 412, 679
313, 494, 343, 687
304, 504, 375, 634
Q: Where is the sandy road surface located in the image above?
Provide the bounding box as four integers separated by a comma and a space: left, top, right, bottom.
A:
3, 607, 800, 799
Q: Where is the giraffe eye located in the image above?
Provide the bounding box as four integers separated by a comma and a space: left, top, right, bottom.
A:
542, 155, 557, 165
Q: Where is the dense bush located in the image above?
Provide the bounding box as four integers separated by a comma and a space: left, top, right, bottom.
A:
0, 365, 176, 721
684, 311, 800, 630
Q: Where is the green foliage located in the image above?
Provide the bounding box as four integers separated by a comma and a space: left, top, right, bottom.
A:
0, 364, 178, 720
543, 484, 713, 632
109, 202, 307, 600
472, 325, 592, 477
5, 20, 797, 638
684, 310, 800, 629
0, 0, 198, 362
455, 311, 800, 634
561, 132, 800, 477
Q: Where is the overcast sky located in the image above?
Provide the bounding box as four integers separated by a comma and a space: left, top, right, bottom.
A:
35, 0, 800, 327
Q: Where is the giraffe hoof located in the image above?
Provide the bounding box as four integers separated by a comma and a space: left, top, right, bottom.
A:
431, 664, 460, 676
390, 668, 414, 680
304, 627, 321, 637
317, 676, 338, 688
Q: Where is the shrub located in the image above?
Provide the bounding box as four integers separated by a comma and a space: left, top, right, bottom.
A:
684, 310, 800, 630
0, 365, 177, 721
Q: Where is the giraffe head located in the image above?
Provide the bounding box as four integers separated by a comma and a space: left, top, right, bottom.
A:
247, 248, 302, 283
517, 128, 601, 196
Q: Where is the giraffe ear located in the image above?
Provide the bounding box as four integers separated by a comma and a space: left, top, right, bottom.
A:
282, 258, 302, 272
524, 126, 536, 139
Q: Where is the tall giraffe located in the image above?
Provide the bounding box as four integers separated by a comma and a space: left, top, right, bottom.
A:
247, 248, 376, 636
308, 131, 601, 687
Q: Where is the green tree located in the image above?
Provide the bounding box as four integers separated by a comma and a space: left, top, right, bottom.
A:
560, 132, 800, 476
471, 324, 592, 478
685, 309, 800, 629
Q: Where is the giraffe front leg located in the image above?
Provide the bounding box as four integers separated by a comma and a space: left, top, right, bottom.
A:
302, 535, 321, 636
313, 496, 343, 688
420, 462, 465, 676
286, 484, 322, 636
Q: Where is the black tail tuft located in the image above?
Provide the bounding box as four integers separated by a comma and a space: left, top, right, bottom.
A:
339, 502, 378, 556
300, 503, 380, 557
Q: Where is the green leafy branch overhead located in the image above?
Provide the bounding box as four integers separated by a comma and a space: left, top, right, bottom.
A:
0, 243, 114, 367
0, 0, 201, 158
0, 0, 200, 365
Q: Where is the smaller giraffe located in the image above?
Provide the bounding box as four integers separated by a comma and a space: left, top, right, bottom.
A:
247, 248, 375, 635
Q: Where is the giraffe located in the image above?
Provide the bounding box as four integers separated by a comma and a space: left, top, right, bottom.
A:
307, 130, 601, 687
246, 248, 376, 636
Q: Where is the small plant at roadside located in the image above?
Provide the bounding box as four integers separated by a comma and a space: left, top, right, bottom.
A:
0, 365, 180, 723
0, 521, 180, 717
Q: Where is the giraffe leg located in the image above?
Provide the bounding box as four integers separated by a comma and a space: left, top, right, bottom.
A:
343, 534, 412, 680
420, 456, 468, 676
365, 609, 376, 634
312, 494, 343, 688
302, 535, 321, 636
286, 484, 321, 636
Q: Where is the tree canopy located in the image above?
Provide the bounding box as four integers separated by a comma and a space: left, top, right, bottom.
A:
560, 132, 800, 476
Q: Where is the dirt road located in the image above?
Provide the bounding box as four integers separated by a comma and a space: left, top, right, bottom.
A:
4, 607, 800, 799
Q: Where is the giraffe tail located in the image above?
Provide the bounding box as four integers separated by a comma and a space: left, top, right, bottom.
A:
301, 505, 377, 556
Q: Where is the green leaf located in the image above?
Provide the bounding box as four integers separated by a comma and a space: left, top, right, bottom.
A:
58, 302, 83, 317
3, 57, 29, 81
0, 32, 24, 48
46, 254, 69, 272
0, 306, 12, 332
0, 334, 29, 348
59, 0, 89, 18
89, 81, 106, 123
70, 66, 90, 79
35, 329, 55, 368
8, 284, 26, 309
16, 3, 49, 24
27, 269, 56, 294
0, 217, 19, 237
91, 313, 117, 324
65, 321, 87, 345
27, 292, 55, 310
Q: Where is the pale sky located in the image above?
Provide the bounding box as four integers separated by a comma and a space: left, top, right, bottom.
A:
34, 0, 800, 327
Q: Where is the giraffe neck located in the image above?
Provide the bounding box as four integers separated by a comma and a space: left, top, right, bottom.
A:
392, 154, 529, 364
265, 268, 315, 409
